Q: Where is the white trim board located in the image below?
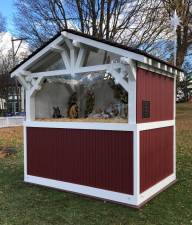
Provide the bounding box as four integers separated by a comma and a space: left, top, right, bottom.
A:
138, 120, 175, 131
62, 31, 145, 62
133, 129, 140, 205
25, 173, 176, 207
11, 36, 64, 77
24, 126, 27, 179
138, 174, 176, 205
25, 175, 137, 206
24, 120, 175, 132
24, 120, 136, 132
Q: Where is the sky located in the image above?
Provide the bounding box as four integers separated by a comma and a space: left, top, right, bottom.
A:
0, 1, 29, 57
0, 0, 15, 33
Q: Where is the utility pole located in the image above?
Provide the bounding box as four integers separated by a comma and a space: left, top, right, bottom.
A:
11, 37, 24, 67
11, 37, 26, 114
170, 10, 181, 66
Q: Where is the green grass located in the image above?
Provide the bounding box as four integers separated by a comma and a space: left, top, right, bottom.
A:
0, 103, 192, 225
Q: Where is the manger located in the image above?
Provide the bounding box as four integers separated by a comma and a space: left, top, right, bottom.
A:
35, 71, 128, 123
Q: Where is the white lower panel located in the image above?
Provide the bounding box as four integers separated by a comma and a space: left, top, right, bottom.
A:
25, 174, 176, 207
25, 175, 137, 206
138, 174, 176, 205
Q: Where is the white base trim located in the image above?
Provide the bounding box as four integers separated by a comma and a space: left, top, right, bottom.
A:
25, 175, 137, 206
24, 120, 174, 132
138, 120, 175, 131
25, 120, 137, 131
138, 173, 176, 205
25, 173, 176, 207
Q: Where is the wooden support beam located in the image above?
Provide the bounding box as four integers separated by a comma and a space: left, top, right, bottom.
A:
30, 76, 44, 97
50, 45, 64, 53
127, 59, 136, 80
61, 51, 70, 70
120, 57, 136, 80
75, 48, 87, 69
11, 36, 64, 76
29, 63, 123, 79
111, 70, 128, 92
61, 31, 144, 61
17, 75, 30, 90
72, 40, 81, 48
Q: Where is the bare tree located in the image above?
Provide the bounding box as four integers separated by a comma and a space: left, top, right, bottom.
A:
0, 47, 28, 114
161, 0, 192, 68
13, 0, 192, 69
14, 0, 166, 49
0, 50, 13, 114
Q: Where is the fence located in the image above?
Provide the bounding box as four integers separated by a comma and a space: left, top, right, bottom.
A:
0, 116, 25, 128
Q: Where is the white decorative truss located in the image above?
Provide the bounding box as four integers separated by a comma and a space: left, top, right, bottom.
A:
11, 30, 183, 123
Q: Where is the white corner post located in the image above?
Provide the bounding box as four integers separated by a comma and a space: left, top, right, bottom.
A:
127, 59, 137, 124
26, 90, 35, 121
127, 60, 140, 204
26, 77, 44, 121
173, 75, 176, 177
120, 57, 139, 204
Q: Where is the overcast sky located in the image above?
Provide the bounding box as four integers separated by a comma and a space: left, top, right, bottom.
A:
0, 0, 15, 33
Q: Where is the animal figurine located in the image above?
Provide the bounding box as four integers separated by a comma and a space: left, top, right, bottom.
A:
68, 104, 79, 119
52, 106, 62, 118
111, 105, 119, 117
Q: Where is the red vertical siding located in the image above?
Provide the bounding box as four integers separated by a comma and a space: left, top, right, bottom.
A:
137, 68, 174, 123
140, 127, 174, 193
27, 127, 134, 195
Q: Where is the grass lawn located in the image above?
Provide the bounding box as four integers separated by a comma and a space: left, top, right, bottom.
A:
0, 103, 192, 225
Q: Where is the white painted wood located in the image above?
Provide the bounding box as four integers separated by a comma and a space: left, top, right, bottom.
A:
61, 50, 71, 70
75, 48, 87, 68
24, 120, 174, 131
127, 60, 137, 124
29, 69, 71, 79
50, 45, 64, 53
11, 36, 64, 76
26, 90, 35, 121
111, 70, 128, 92
137, 120, 175, 131
72, 40, 81, 48
25, 121, 137, 131
138, 174, 176, 205
77, 63, 123, 74
128, 78, 136, 124
120, 57, 136, 81
173, 76, 176, 176
133, 129, 140, 205
29, 77, 44, 97
0, 116, 25, 128
24, 125, 27, 180
148, 58, 152, 66
127, 61, 137, 80
64, 38, 73, 49
28, 63, 123, 79
143, 57, 184, 77
25, 75, 33, 82
70, 47, 76, 76
25, 175, 137, 206
137, 63, 176, 78
11, 31, 183, 81
20, 70, 31, 76
63, 38, 77, 76
61, 31, 145, 62
17, 75, 30, 90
